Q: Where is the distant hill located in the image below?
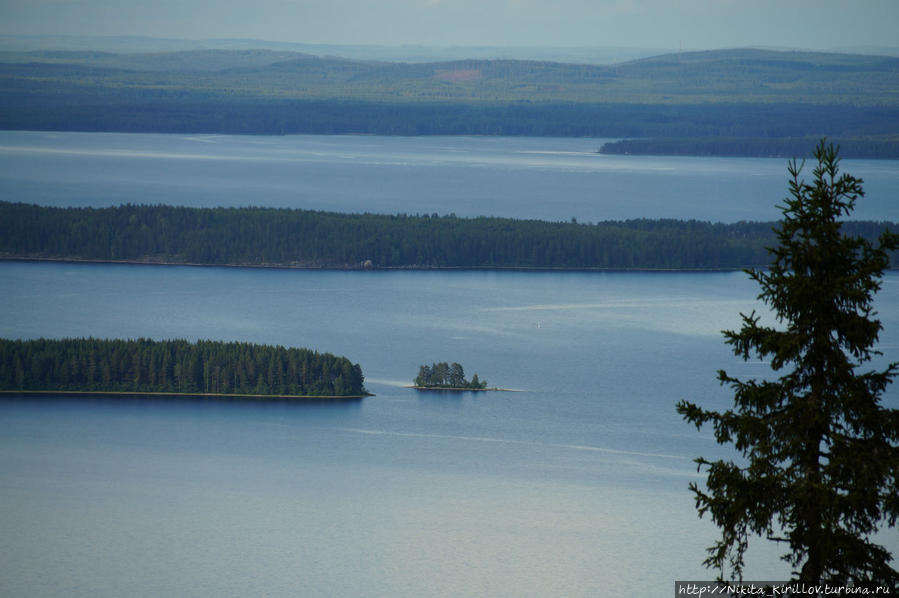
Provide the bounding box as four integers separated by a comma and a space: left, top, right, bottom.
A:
0, 35, 674, 64
0, 50, 899, 106
2, 35, 898, 63
1, 46, 898, 155
613, 48, 899, 102
0, 49, 307, 72
2, 47, 897, 104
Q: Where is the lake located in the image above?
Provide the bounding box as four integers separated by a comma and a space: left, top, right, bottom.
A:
1, 132, 898, 596
2, 262, 898, 597
2, 131, 899, 222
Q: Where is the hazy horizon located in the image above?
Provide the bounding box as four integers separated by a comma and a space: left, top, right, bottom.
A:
1, 0, 897, 52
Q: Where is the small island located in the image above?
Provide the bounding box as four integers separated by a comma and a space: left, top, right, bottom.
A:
412, 362, 489, 390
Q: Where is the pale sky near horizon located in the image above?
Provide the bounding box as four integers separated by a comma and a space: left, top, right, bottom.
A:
0, 0, 897, 50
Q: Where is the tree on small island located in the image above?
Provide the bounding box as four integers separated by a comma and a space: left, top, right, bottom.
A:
414, 362, 487, 389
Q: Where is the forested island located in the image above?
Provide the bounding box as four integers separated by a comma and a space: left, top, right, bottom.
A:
413, 362, 488, 390
0, 337, 367, 398
1, 47, 898, 157
2, 201, 896, 271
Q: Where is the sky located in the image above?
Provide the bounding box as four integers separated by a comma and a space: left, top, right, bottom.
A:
1, 0, 897, 51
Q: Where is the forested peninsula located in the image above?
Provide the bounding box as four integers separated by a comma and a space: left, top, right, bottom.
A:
599, 136, 899, 160
2, 201, 896, 271
0, 337, 367, 398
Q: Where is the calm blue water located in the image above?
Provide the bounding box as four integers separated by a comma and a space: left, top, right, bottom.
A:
1, 131, 898, 222
2, 262, 898, 597
1, 132, 898, 596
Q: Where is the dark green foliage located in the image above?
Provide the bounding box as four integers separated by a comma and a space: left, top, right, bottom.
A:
1, 97, 897, 144
0, 337, 366, 397
6, 201, 897, 270
677, 142, 899, 584
600, 136, 899, 159
415, 362, 487, 389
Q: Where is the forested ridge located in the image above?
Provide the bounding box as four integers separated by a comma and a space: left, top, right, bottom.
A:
3, 47, 897, 106
0, 337, 367, 397
2, 48, 899, 155
2, 201, 896, 270
3, 98, 897, 149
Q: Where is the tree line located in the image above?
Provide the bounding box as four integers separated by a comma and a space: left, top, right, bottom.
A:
2, 201, 896, 271
0, 337, 366, 397
414, 362, 486, 389
3, 97, 898, 145
599, 136, 899, 159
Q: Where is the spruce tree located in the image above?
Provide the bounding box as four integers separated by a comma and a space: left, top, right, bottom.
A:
677, 141, 899, 585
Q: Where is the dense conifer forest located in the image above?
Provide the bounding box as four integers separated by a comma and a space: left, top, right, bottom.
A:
2, 201, 896, 270
0, 337, 367, 397
3, 99, 897, 150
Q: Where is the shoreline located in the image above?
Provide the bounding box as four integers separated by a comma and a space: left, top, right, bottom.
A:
0, 389, 372, 400
0, 255, 755, 274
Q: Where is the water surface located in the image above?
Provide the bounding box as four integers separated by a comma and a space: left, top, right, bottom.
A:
2, 132, 898, 596
2, 262, 898, 596
2, 131, 898, 222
